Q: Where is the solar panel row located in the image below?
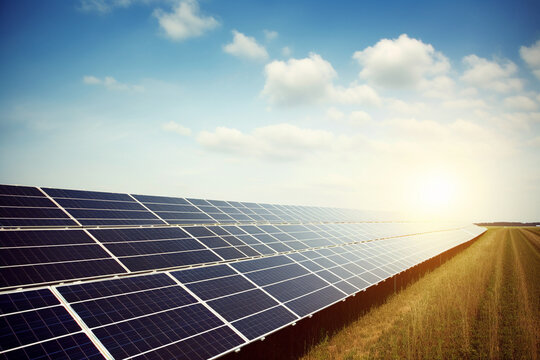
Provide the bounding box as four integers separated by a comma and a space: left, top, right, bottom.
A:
1, 225, 485, 359
0, 223, 482, 290
1, 185, 410, 228
0, 184, 486, 359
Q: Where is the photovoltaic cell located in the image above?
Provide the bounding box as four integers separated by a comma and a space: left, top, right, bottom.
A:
284, 285, 345, 317
42, 188, 165, 226
207, 289, 279, 322
0, 185, 76, 228
0, 332, 106, 360
92, 303, 226, 359
231, 306, 297, 340
0, 288, 59, 315
1, 259, 127, 289
131, 325, 244, 360
0, 288, 105, 360
0, 184, 487, 360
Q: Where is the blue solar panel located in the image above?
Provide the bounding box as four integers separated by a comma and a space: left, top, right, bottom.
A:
264, 274, 330, 302
171, 264, 237, 283
0, 183, 487, 360
0, 288, 106, 360
184, 275, 255, 301
285, 286, 345, 317
1, 306, 80, 350
69, 285, 197, 328
92, 303, 227, 359
1, 259, 127, 289
0, 185, 77, 228
242, 263, 310, 287
207, 289, 279, 322
89, 227, 191, 242
42, 187, 165, 226
131, 325, 244, 360
0, 333, 106, 360
119, 249, 221, 271
0, 230, 93, 247
103, 238, 205, 256
0, 289, 59, 315
58, 273, 176, 302
231, 306, 298, 340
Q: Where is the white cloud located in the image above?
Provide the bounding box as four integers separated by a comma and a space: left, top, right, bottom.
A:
153, 0, 219, 41
82, 75, 144, 91
503, 95, 538, 111
461, 55, 523, 92
353, 34, 449, 88
261, 53, 337, 106
326, 107, 345, 121
261, 53, 381, 107
281, 46, 292, 57
387, 99, 429, 116
79, 0, 156, 13
419, 75, 455, 98
349, 110, 372, 124
329, 84, 382, 107
264, 30, 278, 41
197, 123, 338, 160
83, 75, 101, 84
223, 30, 268, 60
162, 121, 192, 136
326, 108, 371, 126
520, 39, 540, 80
442, 98, 487, 110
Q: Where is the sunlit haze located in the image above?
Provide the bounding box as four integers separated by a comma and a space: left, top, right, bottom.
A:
1, 0, 539, 222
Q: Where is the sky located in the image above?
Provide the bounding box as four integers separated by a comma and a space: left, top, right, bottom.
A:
1, 0, 539, 222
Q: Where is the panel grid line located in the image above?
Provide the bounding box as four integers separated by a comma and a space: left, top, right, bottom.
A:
50, 286, 114, 360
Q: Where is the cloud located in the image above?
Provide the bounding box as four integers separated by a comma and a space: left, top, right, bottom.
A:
281, 46, 292, 57
162, 121, 192, 136
520, 39, 540, 80
349, 111, 372, 124
442, 98, 487, 110
329, 84, 382, 106
153, 0, 219, 41
353, 34, 449, 88
197, 123, 338, 160
223, 30, 268, 60
83, 75, 101, 84
326, 107, 345, 121
264, 30, 278, 41
261, 53, 336, 106
419, 75, 456, 99
326, 108, 371, 125
460, 55, 523, 92
503, 95, 538, 111
79, 0, 156, 13
82, 75, 144, 91
261, 53, 381, 106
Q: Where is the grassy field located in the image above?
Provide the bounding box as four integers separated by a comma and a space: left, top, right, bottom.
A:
302, 227, 540, 360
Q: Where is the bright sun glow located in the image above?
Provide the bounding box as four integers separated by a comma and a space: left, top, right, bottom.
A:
420, 174, 455, 209
408, 170, 461, 220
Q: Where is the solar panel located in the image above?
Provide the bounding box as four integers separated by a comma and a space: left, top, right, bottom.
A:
0, 184, 487, 359
0, 185, 76, 228
0, 288, 105, 359
42, 188, 165, 226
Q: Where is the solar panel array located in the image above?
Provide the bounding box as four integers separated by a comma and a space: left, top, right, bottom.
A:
0, 184, 486, 359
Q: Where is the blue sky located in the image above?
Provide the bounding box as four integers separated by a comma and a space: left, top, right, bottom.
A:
1, 0, 539, 221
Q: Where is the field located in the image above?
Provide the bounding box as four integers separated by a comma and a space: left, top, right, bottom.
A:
302, 227, 540, 360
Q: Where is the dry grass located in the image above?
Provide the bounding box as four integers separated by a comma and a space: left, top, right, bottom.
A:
302, 228, 540, 360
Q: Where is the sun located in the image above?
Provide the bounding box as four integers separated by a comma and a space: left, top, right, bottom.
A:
421, 174, 454, 208
412, 171, 459, 218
